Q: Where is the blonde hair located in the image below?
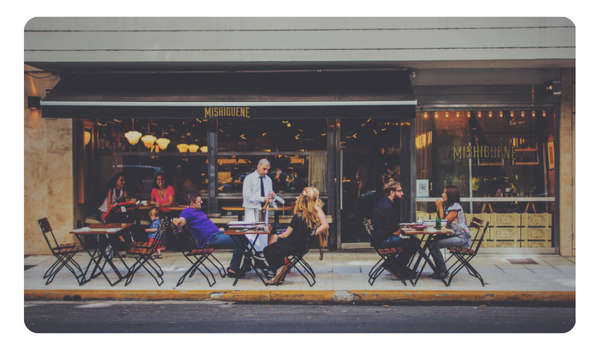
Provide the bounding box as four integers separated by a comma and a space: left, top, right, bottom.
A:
149, 208, 160, 218
302, 186, 324, 208
293, 188, 321, 229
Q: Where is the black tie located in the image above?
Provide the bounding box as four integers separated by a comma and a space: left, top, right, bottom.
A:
260, 176, 265, 197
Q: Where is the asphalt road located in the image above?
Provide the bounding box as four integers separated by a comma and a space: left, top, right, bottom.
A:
24, 301, 575, 333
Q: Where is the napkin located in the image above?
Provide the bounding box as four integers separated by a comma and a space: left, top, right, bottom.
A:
106, 228, 118, 233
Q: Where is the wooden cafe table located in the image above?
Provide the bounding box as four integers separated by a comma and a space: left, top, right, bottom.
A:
224, 225, 272, 286
221, 206, 294, 222
69, 223, 135, 286
402, 226, 453, 287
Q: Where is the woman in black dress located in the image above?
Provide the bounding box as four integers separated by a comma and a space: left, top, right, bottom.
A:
263, 189, 322, 284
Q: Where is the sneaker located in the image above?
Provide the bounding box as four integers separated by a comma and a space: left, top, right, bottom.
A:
253, 252, 267, 261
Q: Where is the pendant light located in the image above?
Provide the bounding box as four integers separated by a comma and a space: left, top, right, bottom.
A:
141, 122, 157, 148
156, 127, 170, 150
124, 120, 142, 145
188, 144, 200, 152
177, 144, 189, 153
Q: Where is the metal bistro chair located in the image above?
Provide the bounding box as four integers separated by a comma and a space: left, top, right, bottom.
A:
273, 230, 318, 287
38, 218, 85, 285
175, 224, 227, 287
363, 218, 407, 286
124, 218, 167, 286
444, 218, 490, 287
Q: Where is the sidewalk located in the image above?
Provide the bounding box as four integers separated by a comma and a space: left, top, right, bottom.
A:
24, 250, 575, 306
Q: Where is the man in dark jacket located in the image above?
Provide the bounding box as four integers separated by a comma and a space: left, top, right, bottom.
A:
371, 182, 419, 279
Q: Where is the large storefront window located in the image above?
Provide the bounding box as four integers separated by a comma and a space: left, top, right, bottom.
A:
88, 118, 209, 204
215, 119, 328, 215
416, 109, 556, 248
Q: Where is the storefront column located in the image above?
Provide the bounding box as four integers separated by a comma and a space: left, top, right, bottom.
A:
207, 120, 218, 214
559, 68, 575, 257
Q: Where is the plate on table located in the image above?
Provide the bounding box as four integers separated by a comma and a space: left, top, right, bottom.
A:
413, 225, 426, 231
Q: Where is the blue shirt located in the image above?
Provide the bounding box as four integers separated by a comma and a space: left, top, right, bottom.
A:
148, 218, 160, 240
180, 208, 221, 247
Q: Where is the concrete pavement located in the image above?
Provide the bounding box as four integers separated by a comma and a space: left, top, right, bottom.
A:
24, 250, 575, 305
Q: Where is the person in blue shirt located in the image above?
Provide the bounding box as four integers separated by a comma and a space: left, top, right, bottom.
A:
173, 191, 245, 277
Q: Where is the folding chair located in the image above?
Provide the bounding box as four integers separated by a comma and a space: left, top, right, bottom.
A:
124, 218, 167, 286
273, 232, 318, 287
444, 218, 489, 287
38, 218, 85, 285
363, 218, 407, 286
174, 225, 226, 287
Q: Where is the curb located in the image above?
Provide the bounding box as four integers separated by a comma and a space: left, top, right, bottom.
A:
25, 290, 575, 306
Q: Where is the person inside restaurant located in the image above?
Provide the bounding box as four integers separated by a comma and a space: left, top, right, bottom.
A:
242, 158, 276, 258
172, 191, 245, 278
371, 181, 419, 280
263, 187, 326, 285
429, 186, 472, 280
149, 172, 176, 213
97, 172, 128, 222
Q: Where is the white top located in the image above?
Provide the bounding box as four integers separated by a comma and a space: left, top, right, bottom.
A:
242, 170, 273, 209
98, 187, 124, 213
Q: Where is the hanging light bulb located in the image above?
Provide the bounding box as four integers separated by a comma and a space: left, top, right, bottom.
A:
521, 111, 525, 118
84, 131, 91, 146
141, 134, 157, 148
467, 112, 471, 118
456, 112, 460, 118
188, 144, 200, 152
478, 111, 482, 118
511, 111, 515, 118
424, 112, 428, 119
141, 122, 156, 148
489, 111, 493, 118
543, 111, 547, 117
445, 112, 449, 118
156, 138, 170, 150
532, 111, 536, 117
124, 120, 142, 145
434, 112, 438, 118
177, 144, 189, 153
499, 111, 504, 118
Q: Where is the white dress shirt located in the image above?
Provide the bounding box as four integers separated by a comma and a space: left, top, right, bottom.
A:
242, 170, 273, 209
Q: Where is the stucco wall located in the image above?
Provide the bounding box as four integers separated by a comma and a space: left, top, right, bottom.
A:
24, 65, 73, 255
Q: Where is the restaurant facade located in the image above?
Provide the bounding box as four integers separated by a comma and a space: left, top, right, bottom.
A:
24, 17, 575, 256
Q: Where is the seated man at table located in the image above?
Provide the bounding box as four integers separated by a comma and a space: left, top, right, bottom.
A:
172, 191, 245, 278
371, 182, 419, 280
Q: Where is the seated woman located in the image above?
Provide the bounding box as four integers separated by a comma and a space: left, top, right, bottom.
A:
97, 172, 128, 221
149, 172, 176, 249
150, 172, 176, 214
263, 187, 328, 285
429, 185, 472, 279
267, 186, 329, 246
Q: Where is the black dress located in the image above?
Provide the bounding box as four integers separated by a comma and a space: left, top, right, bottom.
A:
264, 214, 311, 272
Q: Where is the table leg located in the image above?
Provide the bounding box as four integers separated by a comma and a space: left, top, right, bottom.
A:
408, 234, 445, 286
77, 234, 130, 286
230, 234, 268, 286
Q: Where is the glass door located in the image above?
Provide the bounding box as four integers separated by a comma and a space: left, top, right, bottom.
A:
338, 118, 412, 246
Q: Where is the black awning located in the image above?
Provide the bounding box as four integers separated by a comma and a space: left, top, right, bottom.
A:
41, 70, 416, 119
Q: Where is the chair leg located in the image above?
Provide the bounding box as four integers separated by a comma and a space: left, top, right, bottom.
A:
206, 254, 227, 278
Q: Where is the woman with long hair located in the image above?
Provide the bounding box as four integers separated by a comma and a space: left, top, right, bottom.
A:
429, 185, 472, 279
149, 172, 176, 213
263, 187, 325, 285
97, 172, 128, 221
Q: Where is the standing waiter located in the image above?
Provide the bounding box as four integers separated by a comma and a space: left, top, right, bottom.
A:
243, 158, 276, 258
